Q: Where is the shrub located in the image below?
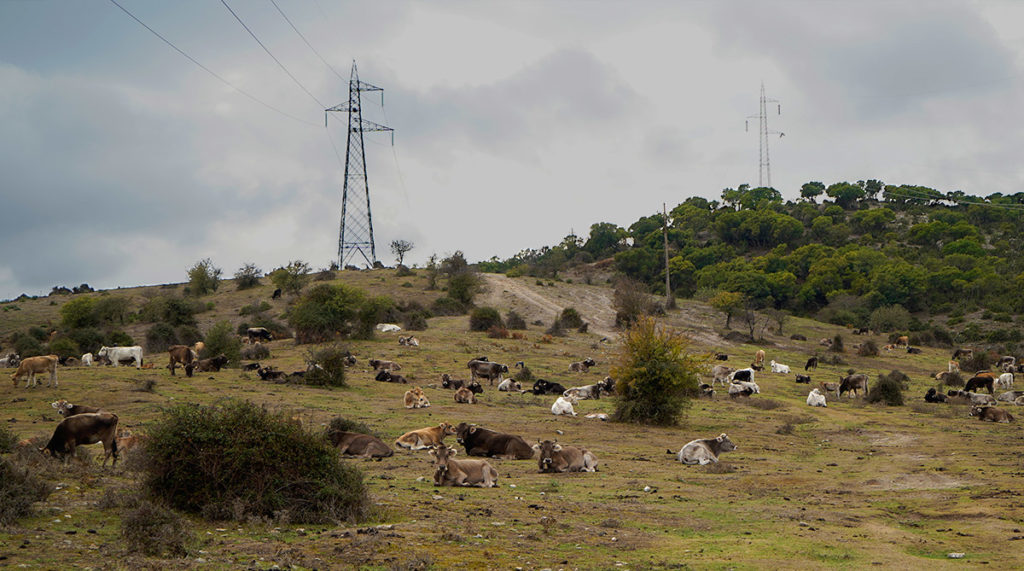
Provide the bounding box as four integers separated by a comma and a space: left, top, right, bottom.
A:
145, 323, 179, 353
613, 277, 655, 328
60, 297, 98, 329
122, 500, 195, 557
611, 316, 705, 426
402, 312, 429, 331
0, 424, 18, 454
942, 371, 963, 387
469, 307, 503, 332
505, 310, 527, 330
93, 295, 131, 325
66, 327, 105, 354
0, 456, 52, 526
142, 400, 369, 523
326, 416, 375, 439
303, 346, 349, 387
868, 372, 905, 406
960, 351, 990, 373
869, 304, 911, 333
47, 337, 80, 359
559, 307, 584, 329
240, 343, 270, 361
289, 284, 391, 343
13, 335, 43, 358
830, 334, 845, 353
545, 318, 567, 337
487, 326, 510, 339
172, 326, 200, 347
447, 272, 480, 306
28, 326, 49, 341
269, 260, 311, 296
203, 321, 241, 367
239, 301, 272, 316
186, 258, 222, 296
513, 365, 534, 383
234, 263, 262, 290
430, 296, 465, 316
138, 297, 198, 327
857, 340, 879, 357
395, 265, 415, 278
314, 269, 336, 282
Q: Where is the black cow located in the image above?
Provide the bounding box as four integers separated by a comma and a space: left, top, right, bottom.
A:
257, 366, 286, 382
241, 362, 261, 371
924, 388, 947, 403
41, 412, 119, 467
795, 374, 811, 384
907, 347, 922, 354
531, 379, 567, 395
246, 327, 273, 343
804, 357, 818, 371
731, 369, 754, 383
714, 353, 728, 361
964, 375, 994, 395
271, 288, 282, 299
454, 422, 533, 460
375, 370, 408, 384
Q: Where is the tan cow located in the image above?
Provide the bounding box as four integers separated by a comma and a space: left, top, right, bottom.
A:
533, 440, 598, 473
454, 387, 477, 404
429, 445, 499, 488
403, 387, 431, 409
970, 405, 1014, 423
329, 431, 393, 458
753, 350, 766, 368
896, 335, 909, 347
11, 355, 58, 388
394, 422, 457, 450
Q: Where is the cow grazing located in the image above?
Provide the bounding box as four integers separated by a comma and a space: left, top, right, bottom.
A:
806, 387, 827, 407
51, 399, 102, 417
533, 440, 598, 473
394, 422, 457, 450
820, 381, 840, 398
375, 370, 408, 384
569, 358, 597, 373
195, 354, 229, 373
454, 422, 533, 459
369, 359, 401, 372
795, 374, 811, 384
80, 353, 93, 367
329, 431, 393, 458
97, 345, 143, 368
770, 360, 791, 374
41, 412, 119, 467
714, 353, 728, 361
246, 327, 273, 343
551, 394, 579, 416
531, 379, 567, 396
728, 380, 760, 397
896, 335, 909, 347
272, 288, 282, 299
429, 445, 499, 488
997, 390, 1024, 403
924, 388, 947, 403
404, 387, 431, 409
711, 365, 734, 387
952, 348, 973, 360
839, 373, 869, 398
497, 378, 523, 392
804, 356, 818, 371
997, 373, 1014, 390
753, 349, 766, 368
11, 355, 58, 388
677, 433, 737, 465
907, 346, 922, 354
970, 405, 1014, 423
454, 387, 478, 404
166, 345, 197, 377
468, 359, 508, 385
964, 375, 995, 395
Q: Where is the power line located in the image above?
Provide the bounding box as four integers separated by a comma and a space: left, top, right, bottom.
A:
107, 0, 318, 127
269, 0, 347, 83
220, 0, 326, 108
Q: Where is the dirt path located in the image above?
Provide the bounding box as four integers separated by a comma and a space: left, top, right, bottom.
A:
477, 274, 618, 339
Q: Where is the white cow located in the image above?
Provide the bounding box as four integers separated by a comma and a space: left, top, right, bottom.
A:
728, 380, 761, 396
551, 394, 578, 416
806, 387, 827, 407
770, 360, 790, 374
375, 323, 402, 333
497, 378, 523, 392
97, 346, 143, 368
81, 353, 93, 367
677, 433, 737, 465
997, 373, 1014, 390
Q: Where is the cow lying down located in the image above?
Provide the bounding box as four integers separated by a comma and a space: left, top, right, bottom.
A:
676, 433, 737, 465
430, 445, 499, 488
533, 440, 598, 473
328, 431, 393, 458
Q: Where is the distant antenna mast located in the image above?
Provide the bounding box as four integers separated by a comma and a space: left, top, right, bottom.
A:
326, 61, 393, 269
745, 82, 783, 187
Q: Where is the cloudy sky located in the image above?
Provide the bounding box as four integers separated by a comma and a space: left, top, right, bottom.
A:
2, 0, 1023, 300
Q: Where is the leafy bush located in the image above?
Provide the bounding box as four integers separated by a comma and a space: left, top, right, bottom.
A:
138, 297, 198, 327
545, 317, 567, 337
48, 337, 80, 359
203, 321, 241, 367
830, 334, 845, 353
942, 371, 963, 387
513, 365, 534, 383
868, 304, 911, 333
93, 295, 131, 325
469, 307, 503, 332
961, 351, 990, 373
122, 500, 195, 557
172, 326, 200, 346
505, 310, 527, 330
447, 272, 480, 306
60, 297, 98, 329
868, 372, 905, 406
66, 328, 105, 354
613, 277, 655, 328
239, 301, 272, 316
559, 308, 584, 329
233, 263, 262, 290
240, 343, 270, 361
186, 258, 222, 296
145, 323, 179, 353
857, 340, 879, 357
487, 326, 510, 339
302, 346, 349, 387
0, 456, 52, 526
269, 260, 311, 296
0, 424, 18, 453
611, 316, 705, 426
142, 400, 369, 523
28, 326, 50, 341
430, 296, 465, 316
12, 335, 43, 358
402, 311, 429, 331
289, 284, 391, 344
314, 269, 336, 282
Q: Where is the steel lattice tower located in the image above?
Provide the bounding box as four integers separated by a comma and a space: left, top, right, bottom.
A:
745, 82, 783, 188
326, 61, 393, 268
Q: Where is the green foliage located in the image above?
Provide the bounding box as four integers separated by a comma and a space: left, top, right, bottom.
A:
122, 500, 195, 558
545, 317, 567, 337
303, 345, 348, 387
269, 260, 312, 296
869, 305, 911, 333
142, 400, 369, 523
93, 295, 131, 325
709, 291, 744, 329
13, 335, 43, 358
145, 323, 179, 353
239, 301, 272, 316
613, 277, 655, 328
326, 416, 375, 439
505, 310, 527, 330
202, 321, 241, 367
513, 365, 534, 383
469, 307, 503, 332
62, 328, 101, 355
107, 330, 135, 347
186, 258, 222, 296
559, 307, 584, 329
831, 334, 845, 353
430, 296, 466, 316
61, 297, 98, 329
240, 342, 270, 361
0, 424, 18, 453
48, 337, 80, 359
0, 457, 52, 526
611, 317, 705, 426
233, 263, 262, 290
138, 297, 198, 327
447, 272, 480, 306
28, 326, 49, 341
289, 283, 391, 343
868, 372, 905, 406
857, 340, 879, 357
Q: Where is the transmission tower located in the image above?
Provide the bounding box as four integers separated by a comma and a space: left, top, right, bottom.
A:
745, 82, 784, 188
325, 61, 393, 269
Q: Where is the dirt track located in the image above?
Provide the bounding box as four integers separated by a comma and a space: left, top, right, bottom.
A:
477, 274, 619, 339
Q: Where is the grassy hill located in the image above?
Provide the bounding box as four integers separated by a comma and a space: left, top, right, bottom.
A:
1, 270, 1022, 568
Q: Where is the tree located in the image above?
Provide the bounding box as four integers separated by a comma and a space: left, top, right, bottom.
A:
826, 182, 866, 209
708, 291, 744, 329
390, 240, 414, 266
60, 297, 98, 329
187, 258, 222, 296
234, 263, 262, 290
202, 321, 242, 367
800, 181, 825, 202
269, 260, 311, 296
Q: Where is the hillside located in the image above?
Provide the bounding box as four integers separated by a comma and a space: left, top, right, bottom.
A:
1, 270, 1022, 568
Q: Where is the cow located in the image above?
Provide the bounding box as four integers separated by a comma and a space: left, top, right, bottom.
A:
241, 362, 261, 372
329, 431, 393, 458
795, 374, 812, 384
806, 387, 827, 407
246, 327, 273, 343
272, 288, 282, 299
713, 353, 728, 361
429, 445, 498, 488
819, 338, 833, 347
997, 390, 1024, 403
729, 368, 755, 384
676, 433, 737, 465
375, 370, 408, 384
454, 422, 533, 459
964, 375, 995, 394
404, 387, 431, 409
711, 365, 734, 387
924, 388, 947, 403
343, 354, 357, 366
51, 399, 102, 417
698, 383, 715, 398
770, 360, 791, 374
97, 345, 143, 368
804, 357, 818, 371
896, 335, 909, 348
11, 355, 58, 388
257, 366, 286, 382
948, 360, 960, 373
551, 394, 578, 416
997, 373, 1014, 390
531, 379, 567, 396
454, 387, 478, 404
568, 358, 596, 373
80, 353, 93, 367
952, 348, 973, 361
563, 383, 603, 400
948, 390, 997, 406
728, 380, 760, 397
468, 359, 508, 385
533, 440, 598, 473
394, 422, 457, 450
970, 405, 1014, 423
376, 323, 402, 333
398, 336, 420, 347
369, 359, 402, 372
753, 350, 765, 369
790, 334, 807, 341
166, 345, 197, 377
41, 412, 119, 467
597, 376, 616, 395
0, 353, 20, 368
820, 381, 840, 398
907, 347, 922, 354
839, 373, 869, 398
497, 378, 523, 392
195, 354, 229, 373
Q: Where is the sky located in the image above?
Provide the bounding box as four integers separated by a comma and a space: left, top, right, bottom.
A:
2, 0, 1024, 300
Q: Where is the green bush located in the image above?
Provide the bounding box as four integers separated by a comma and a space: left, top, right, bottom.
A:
447, 272, 480, 306
402, 312, 429, 331
513, 365, 534, 383
289, 284, 391, 343
469, 307, 503, 332
67, 328, 105, 354
60, 297, 98, 329
239, 301, 272, 316
106, 330, 135, 347
868, 372, 905, 406
12, 335, 43, 358
138, 297, 198, 327
233, 263, 262, 290
559, 307, 584, 329
505, 310, 527, 330
856, 339, 879, 357
0, 457, 52, 526
303, 346, 349, 387
240, 343, 270, 361
269, 260, 311, 296
47, 337, 80, 359
546, 317, 567, 337
868, 304, 911, 333
202, 321, 241, 367
611, 316, 705, 426
186, 258, 222, 296
145, 323, 179, 353
93, 295, 131, 325
142, 400, 369, 523
961, 351, 990, 373
430, 296, 465, 316
830, 334, 845, 353
173, 326, 201, 346
0, 424, 18, 454
122, 500, 195, 557
28, 326, 49, 341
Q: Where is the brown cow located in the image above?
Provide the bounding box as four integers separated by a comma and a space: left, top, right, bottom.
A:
753, 349, 766, 368
403, 387, 430, 409
51, 399, 101, 417
329, 431, 393, 458
568, 358, 596, 373
429, 445, 498, 488
166, 345, 197, 377
394, 422, 457, 450
195, 354, 229, 373
11, 355, 58, 388
41, 412, 119, 467
970, 405, 1014, 423
533, 440, 598, 473
454, 387, 477, 404
839, 373, 869, 398
896, 335, 909, 347
964, 375, 995, 394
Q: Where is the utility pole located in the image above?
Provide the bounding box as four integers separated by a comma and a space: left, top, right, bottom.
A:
326, 61, 393, 269
745, 82, 783, 188
662, 203, 675, 309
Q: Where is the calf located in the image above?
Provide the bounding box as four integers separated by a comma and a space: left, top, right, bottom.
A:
41, 412, 119, 467
375, 370, 408, 384
964, 375, 994, 395
970, 405, 1014, 423
924, 388, 947, 403
551, 394, 578, 416
369, 359, 401, 371
533, 440, 598, 473
698, 383, 715, 398
711, 365, 734, 387
403, 387, 430, 409
896, 335, 909, 347
195, 354, 229, 373
454, 422, 534, 459
329, 431, 393, 458
454, 387, 478, 404
531, 379, 567, 395
51, 399, 101, 417
729, 368, 755, 384
497, 378, 523, 392
440, 374, 481, 393
81, 352, 93, 367
394, 422, 457, 450
804, 356, 818, 371
728, 380, 760, 397
241, 362, 261, 372
429, 445, 498, 488
398, 336, 420, 347
996, 390, 1024, 403
166, 344, 197, 377
257, 366, 286, 382
795, 374, 812, 384
677, 433, 737, 465
568, 358, 596, 373
769, 360, 791, 374
11, 355, 58, 388
806, 387, 827, 407
996, 373, 1014, 390
468, 359, 508, 385
820, 381, 840, 398
839, 373, 869, 398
